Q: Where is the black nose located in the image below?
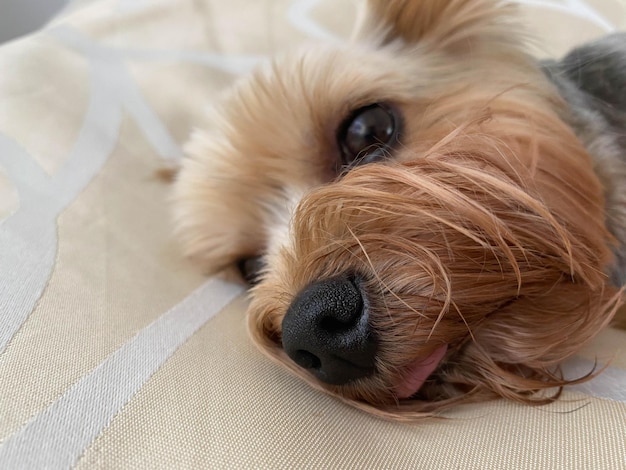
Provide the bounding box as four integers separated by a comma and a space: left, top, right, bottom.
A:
281, 275, 377, 385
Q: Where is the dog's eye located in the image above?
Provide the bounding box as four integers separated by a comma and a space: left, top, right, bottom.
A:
237, 256, 265, 285
338, 103, 399, 168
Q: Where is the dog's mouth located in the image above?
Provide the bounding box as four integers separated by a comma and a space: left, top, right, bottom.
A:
274, 272, 449, 399
393, 345, 448, 399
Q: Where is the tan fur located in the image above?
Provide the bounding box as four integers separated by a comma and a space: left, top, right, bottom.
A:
173, 0, 623, 420
356, 0, 518, 49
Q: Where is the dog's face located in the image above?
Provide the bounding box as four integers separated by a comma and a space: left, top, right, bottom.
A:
174, 0, 620, 418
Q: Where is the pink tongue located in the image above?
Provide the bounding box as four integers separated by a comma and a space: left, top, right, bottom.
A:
394, 345, 448, 399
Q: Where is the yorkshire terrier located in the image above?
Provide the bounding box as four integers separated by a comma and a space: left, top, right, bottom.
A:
172, 0, 626, 419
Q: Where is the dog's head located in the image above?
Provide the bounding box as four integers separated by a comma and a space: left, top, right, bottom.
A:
174, 0, 621, 419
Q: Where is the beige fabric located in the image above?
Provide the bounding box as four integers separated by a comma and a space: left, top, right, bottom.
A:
0, 116, 206, 439
76, 296, 626, 469
0, 0, 625, 468
521, 0, 626, 56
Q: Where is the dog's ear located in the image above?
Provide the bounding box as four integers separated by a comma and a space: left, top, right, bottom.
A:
353, 0, 516, 51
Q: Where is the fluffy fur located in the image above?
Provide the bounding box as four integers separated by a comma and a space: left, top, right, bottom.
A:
173, 0, 626, 420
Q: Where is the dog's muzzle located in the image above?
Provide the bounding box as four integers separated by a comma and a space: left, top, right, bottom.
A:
281, 275, 377, 385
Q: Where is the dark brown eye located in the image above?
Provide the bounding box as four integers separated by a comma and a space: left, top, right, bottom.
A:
237, 256, 265, 285
338, 103, 400, 168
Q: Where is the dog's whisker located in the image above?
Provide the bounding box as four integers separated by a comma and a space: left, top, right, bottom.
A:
452, 300, 477, 343
344, 224, 402, 319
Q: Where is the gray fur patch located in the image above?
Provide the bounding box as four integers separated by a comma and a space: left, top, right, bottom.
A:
542, 33, 626, 286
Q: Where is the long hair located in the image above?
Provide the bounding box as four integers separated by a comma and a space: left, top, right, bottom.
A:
249, 93, 622, 419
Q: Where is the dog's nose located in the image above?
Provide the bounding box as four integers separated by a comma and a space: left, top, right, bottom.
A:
281, 275, 377, 385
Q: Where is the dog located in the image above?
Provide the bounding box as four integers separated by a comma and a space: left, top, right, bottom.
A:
172, 0, 626, 419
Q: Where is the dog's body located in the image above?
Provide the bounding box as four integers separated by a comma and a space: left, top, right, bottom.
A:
173, 0, 625, 419
542, 35, 626, 285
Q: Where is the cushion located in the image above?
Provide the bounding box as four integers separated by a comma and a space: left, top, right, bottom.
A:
0, 0, 624, 467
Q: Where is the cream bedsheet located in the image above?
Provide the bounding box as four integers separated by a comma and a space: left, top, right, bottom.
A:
0, 0, 625, 468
